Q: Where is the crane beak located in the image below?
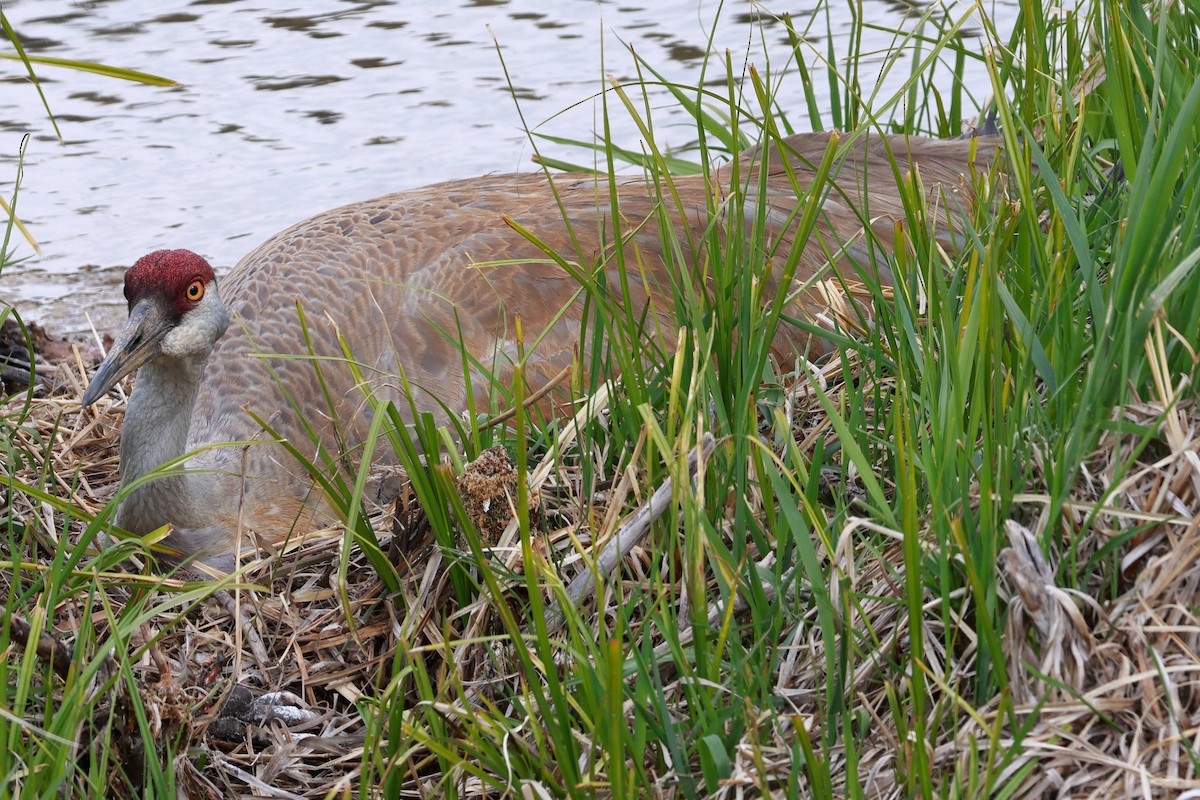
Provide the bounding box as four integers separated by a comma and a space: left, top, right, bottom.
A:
83, 300, 171, 407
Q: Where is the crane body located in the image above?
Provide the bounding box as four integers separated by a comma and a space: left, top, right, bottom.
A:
84, 132, 998, 569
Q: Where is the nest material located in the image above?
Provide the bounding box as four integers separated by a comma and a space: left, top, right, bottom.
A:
2, 337, 1200, 798
457, 445, 541, 545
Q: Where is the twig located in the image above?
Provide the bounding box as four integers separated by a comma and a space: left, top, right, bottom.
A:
213, 588, 270, 667
544, 432, 716, 632
482, 362, 573, 430
6, 611, 75, 679
141, 623, 175, 683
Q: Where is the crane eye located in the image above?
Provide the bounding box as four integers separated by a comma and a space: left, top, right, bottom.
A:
186, 280, 205, 302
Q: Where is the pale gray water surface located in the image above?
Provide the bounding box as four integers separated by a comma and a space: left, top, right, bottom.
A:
0, 0, 1013, 334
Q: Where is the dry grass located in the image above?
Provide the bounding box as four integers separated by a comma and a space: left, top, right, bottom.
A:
3, 330, 1198, 797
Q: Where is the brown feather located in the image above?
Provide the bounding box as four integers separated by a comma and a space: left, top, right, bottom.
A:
132, 131, 1001, 560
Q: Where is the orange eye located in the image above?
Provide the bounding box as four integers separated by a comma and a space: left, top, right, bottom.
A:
186, 280, 205, 302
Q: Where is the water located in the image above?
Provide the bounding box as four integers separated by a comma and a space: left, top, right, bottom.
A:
0, 0, 1012, 335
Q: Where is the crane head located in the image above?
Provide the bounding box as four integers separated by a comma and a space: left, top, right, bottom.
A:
83, 249, 231, 406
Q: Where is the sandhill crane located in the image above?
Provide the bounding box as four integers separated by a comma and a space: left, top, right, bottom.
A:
83, 131, 999, 570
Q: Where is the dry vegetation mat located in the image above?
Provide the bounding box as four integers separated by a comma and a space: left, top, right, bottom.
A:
3, 340, 1199, 797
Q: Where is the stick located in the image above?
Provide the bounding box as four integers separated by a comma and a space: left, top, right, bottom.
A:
544, 432, 716, 632
6, 612, 75, 679
482, 362, 573, 430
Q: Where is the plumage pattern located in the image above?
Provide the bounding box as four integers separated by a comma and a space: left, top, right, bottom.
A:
88, 131, 1000, 568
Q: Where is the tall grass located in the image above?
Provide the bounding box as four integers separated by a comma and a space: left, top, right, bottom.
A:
340, 1, 1200, 796
2, 0, 1198, 797
354, 1, 1199, 796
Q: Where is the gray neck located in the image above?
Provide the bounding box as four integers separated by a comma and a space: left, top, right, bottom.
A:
114, 355, 210, 534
